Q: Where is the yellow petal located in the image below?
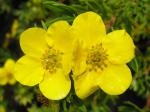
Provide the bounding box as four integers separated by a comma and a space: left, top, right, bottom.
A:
73, 71, 99, 99
98, 64, 132, 95
0, 68, 8, 85
0, 105, 6, 112
47, 21, 74, 53
72, 11, 106, 46
20, 28, 47, 57
0, 77, 8, 85
8, 77, 16, 85
72, 42, 87, 76
4, 59, 15, 72
103, 30, 135, 64
39, 70, 71, 100
61, 53, 73, 75
0, 68, 6, 78
14, 56, 44, 86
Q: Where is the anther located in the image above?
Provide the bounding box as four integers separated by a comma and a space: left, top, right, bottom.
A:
86, 43, 108, 72
41, 46, 63, 73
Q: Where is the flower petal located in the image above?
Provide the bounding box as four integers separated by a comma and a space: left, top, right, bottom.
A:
47, 21, 74, 53
73, 71, 99, 99
20, 28, 47, 57
72, 11, 106, 46
103, 30, 135, 64
98, 64, 132, 95
4, 59, 15, 72
39, 70, 71, 100
8, 77, 16, 85
0, 68, 7, 78
14, 56, 44, 86
0, 68, 8, 85
61, 53, 73, 75
72, 42, 87, 76
0, 77, 8, 85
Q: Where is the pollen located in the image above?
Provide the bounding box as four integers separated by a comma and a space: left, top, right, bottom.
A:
41, 46, 63, 73
86, 43, 108, 71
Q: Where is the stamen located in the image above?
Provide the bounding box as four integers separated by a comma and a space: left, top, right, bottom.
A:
86, 43, 108, 71
41, 46, 63, 73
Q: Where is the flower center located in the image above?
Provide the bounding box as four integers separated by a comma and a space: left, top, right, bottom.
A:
41, 46, 63, 73
86, 43, 108, 71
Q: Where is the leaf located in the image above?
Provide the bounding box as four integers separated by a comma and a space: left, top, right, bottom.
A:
45, 16, 74, 26
28, 104, 51, 112
41, 20, 47, 30
128, 58, 139, 73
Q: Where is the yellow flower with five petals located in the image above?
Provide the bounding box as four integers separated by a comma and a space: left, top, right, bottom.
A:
14, 21, 74, 100
72, 12, 135, 99
0, 59, 16, 85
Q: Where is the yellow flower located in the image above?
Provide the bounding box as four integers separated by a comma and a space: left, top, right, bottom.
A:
0, 105, 6, 112
14, 21, 74, 100
72, 12, 135, 99
11, 19, 19, 37
0, 59, 16, 85
5, 19, 19, 39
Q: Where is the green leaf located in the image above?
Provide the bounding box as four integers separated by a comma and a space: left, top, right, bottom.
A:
41, 20, 47, 30
45, 16, 74, 26
128, 58, 139, 73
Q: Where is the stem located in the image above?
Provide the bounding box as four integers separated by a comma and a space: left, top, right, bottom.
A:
125, 101, 143, 112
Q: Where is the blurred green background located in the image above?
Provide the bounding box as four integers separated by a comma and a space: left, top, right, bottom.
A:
0, 0, 150, 112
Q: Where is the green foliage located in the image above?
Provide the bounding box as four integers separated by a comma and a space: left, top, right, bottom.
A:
0, 0, 150, 112
14, 85, 34, 106
118, 101, 147, 112
28, 105, 50, 112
